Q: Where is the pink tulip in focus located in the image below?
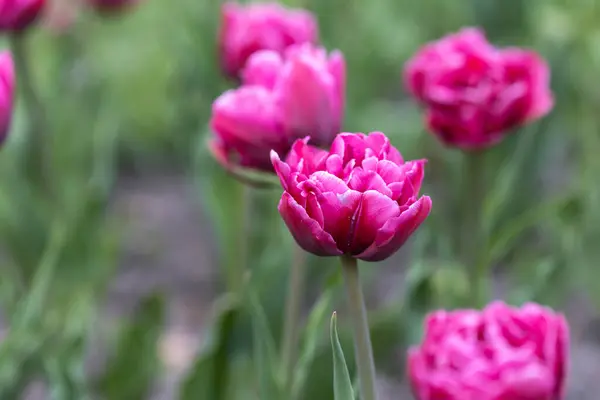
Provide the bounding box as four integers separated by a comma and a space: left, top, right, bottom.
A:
209, 44, 345, 173
408, 301, 569, 400
0, 0, 46, 31
219, 2, 317, 78
271, 132, 431, 261
404, 28, 553, 150
0, 51, 14, 146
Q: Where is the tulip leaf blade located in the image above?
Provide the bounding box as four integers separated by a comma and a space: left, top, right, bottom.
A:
330, 312, 354, 400
249, 290, 281, 400
291, 287, 335, 399
179, 294, 241, 400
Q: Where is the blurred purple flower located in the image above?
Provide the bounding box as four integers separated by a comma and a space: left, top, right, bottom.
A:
0, 0, 46, 32
404, 28, 553, 150
0, 51, 14, 146
219, 1, 317, 79
209, 43, 345, 173
271, 132, 431, 262
408, 301, 569, 400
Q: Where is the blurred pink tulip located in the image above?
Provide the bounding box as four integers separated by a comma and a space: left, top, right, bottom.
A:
0, 0, 46, 31
404, 28, 553, 150
209, 44, 345, 173
408, 301, 569, 400
0, 51, 14, 146
271, 132, 431, 261
219, 2, 317, 78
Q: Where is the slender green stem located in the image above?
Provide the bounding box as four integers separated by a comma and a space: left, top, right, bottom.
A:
280, 245, 306, 393
9, 34, 50, 191
340, 255, 377, 400
462, 150, 488, 307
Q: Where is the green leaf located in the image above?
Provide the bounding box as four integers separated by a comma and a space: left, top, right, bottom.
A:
179, 294, 241, 400
249, 291, 281, 400
330, 312, 354, 400
488, 193, 578, 263
96, 294, 164, 400
291, 288, 335, 399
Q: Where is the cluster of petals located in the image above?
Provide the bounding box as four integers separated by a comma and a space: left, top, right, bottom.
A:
0, 51, 14, 146
219, 1, 318, 79
210, 43, 345, 172
404, 28, 553, 150
0, 0, 46, 31
271, 132, 431, 262
408, 301, 568, 400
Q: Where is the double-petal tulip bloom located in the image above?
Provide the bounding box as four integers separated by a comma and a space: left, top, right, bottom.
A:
219, 2, 318, 78
404, 28, 553, 150
0, 51, 14, 146
0, 0, 46, 31
409, 301, 568, 400
271, 132, 431, 262
210, 43, 345, 173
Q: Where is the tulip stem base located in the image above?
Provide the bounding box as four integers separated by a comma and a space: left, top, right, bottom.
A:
462, 150, 489, 307
341, 255, 377, 400
281, 245, 306, 394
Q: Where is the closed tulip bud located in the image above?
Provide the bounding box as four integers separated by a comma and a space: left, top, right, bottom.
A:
408, 301, 569, 400
0, 51, 14, 146
209, 44, 345, 174
404, 28, 553, 150
0, 0, 46, 32
271, 132, 431, 261
219, 2, 317, 79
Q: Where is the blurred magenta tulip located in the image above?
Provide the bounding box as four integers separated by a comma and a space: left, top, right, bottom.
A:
0, 51, 14, 146
0, 0, 46, 31
87, 0, 138, 14
408, 301, 569, 400
404, 28, 553, 150
219, 2, 317, 78
209, 44, 345, 173
270, 132, 431, 261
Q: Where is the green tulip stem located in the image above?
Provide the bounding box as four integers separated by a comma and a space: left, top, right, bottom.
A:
10, 33, 50, 192
341, 255, 377, 400
462, 150, 489, 307
280, 244, 307, 394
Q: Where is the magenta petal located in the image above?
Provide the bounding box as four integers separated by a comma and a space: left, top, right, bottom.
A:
317, 189, 362, 252
349, 190, 400, 255
278, 58, 334, 143
271, 150, 292, 191
242, 50, 284, 88
278, 192, 342, 256
304, 171, 349, 194
376, 159, 403, 184
356, 195, 431, 261
347, 168, 393, 197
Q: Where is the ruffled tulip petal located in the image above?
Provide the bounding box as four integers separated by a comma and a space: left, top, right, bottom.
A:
349, 190, 401, 255
408, 301, 568, 400
278, 192, 342, 256
405, 27, 553, 150
356, 195, 431, 262
316, 189, 362, 253
219, 2, 318, 78
242, 50, 284, 88
278, 54, 335, 144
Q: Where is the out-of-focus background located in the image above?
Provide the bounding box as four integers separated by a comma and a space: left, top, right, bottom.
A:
1, 0, 600, 399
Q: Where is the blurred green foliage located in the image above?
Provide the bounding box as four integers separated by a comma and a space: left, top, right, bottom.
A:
0, 0, 598, 398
